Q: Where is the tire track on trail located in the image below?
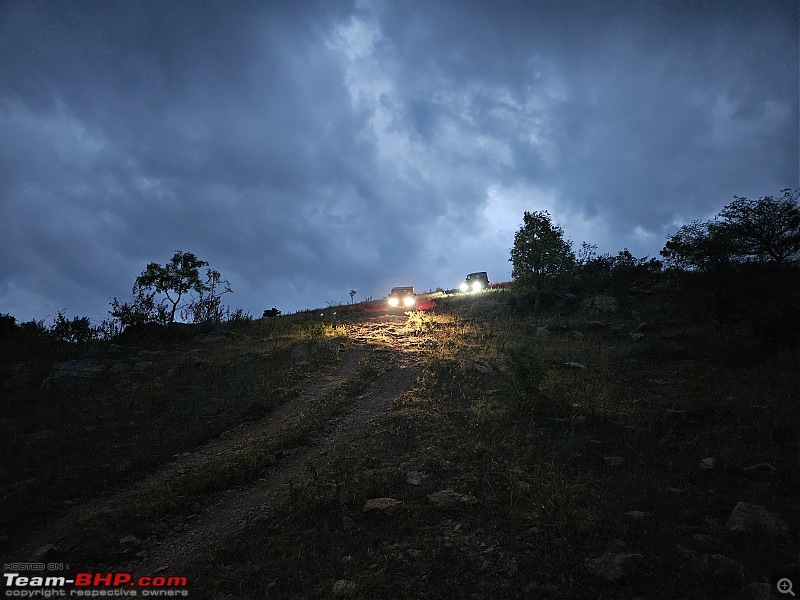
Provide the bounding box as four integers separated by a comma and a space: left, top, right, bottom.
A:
125, 315, 423, 575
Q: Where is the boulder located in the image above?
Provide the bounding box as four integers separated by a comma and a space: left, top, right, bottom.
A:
42, 360, 104, 389
581, 295, 619, 314
726, 502, 788, 538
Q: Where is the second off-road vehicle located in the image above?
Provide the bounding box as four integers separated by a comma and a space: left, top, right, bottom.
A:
459, 272, 489, 292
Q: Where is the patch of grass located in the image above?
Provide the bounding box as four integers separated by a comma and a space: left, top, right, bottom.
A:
0, 321, 344, 540
49, 355, 386, 563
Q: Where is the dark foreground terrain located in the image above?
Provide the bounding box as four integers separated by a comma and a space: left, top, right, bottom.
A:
1, 277, 798, 599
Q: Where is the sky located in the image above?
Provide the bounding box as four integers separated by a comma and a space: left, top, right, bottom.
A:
1, 0, 797, 324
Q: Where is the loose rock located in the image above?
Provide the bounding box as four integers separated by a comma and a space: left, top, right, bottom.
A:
740, 462, 777, 478
42, 360, 104, 389
363, 497, 402, 514
406, 471, 422, 486
332, 579, 357, 597
563, 362, 587, 370
585, 553, 642, 581
624, 511, 649, 520
427, 489, 478, 508
33, 544, 61, 562
472, 360, 493, 374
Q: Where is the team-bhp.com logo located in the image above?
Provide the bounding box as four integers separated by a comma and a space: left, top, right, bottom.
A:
3, 572, 189, 597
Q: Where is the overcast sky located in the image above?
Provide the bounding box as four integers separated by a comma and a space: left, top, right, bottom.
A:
1, 1, 797, 323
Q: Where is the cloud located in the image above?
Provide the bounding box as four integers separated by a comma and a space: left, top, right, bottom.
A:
0, 0, 796, 321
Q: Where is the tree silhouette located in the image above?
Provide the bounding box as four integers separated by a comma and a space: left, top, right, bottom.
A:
661, 189, 800, 269
134, 251, 210, 324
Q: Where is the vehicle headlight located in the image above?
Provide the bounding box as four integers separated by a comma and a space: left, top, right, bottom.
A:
388, 297, 399, 307
459, 283, 468, 292
404, 296, 415, 307
472, 281, 482, 290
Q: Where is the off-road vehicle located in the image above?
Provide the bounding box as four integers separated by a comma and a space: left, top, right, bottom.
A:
387, 287, 416, 308
459, 272, 489, 292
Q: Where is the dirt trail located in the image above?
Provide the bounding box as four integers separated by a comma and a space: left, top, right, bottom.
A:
125, 315, 423, 574
12, 314, 425, 574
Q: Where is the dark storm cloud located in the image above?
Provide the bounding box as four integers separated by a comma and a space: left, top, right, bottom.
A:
0, 1, 796, 321
374, 0, 797, 224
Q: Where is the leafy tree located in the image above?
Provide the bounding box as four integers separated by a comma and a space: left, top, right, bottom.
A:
510, 210, 575, 309
134, 251, 212, 324
720, 189, 800, 263
349, 289, 357, 304
661, 189, 800, 270
0, 313, 16, 337
661, 219, 741, 272
50, 311, 94, 344
110, 288, 164, 328
576, 241, 598, 267
181, 268, 232, 325
111, 251, 231, 328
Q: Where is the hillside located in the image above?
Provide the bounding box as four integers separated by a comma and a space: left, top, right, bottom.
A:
1, 279, 798, 599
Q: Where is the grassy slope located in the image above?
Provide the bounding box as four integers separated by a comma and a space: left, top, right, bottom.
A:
186, 286, 798, 599
2, 278, 798, 599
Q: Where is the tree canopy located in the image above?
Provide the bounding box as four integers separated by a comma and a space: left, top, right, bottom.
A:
111, 251, 231, 327
661, 189, 800, 270
510, 210, 575, 308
